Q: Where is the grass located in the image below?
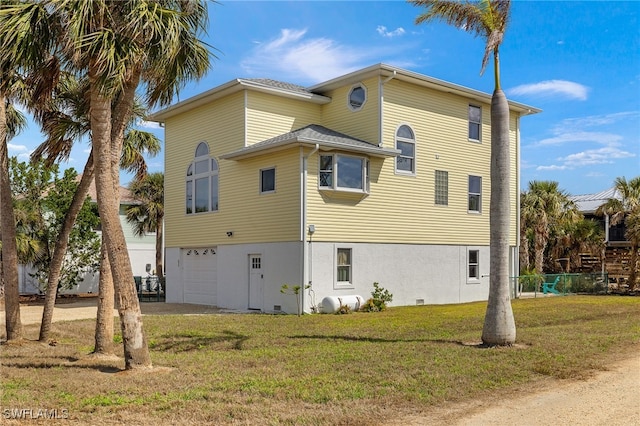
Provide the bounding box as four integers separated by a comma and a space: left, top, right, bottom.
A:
1, 296, 639, 425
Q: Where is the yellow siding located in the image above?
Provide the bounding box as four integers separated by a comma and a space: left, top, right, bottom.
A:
163, 76, 521, 248
164, 91, 300, 247
307, 79, 520, 246
320, 77, 380, 144
246, 91, 321, 145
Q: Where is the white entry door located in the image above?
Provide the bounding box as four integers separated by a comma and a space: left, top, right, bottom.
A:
248, 254, 263, 310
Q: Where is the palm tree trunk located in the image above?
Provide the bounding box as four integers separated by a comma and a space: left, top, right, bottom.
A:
519, 227, 530, 271
534, 228, 547, 274
94, 239, 114, 354
0, 93, 23, 341
482, 87, 516, 346
91, 68, 142, 360
39, 152, 95, 341
89, 64, 151, 369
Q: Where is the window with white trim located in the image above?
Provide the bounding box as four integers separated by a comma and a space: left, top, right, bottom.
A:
319, 154, 369, 193
468, 250, 479, 280
348, 84, 367, 111
260, 167, 275, 193
337, 248, 352, 283
468, 175, 482, 213
186, 142, 218, 214
395, 125, 416, 174
435, 170, 448, 205
469, 105, 481, 141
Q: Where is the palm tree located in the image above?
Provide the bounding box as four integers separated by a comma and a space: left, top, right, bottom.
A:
31, 74, 161, 345
411, 0, 515, 345
0, 73, 28, 341
596, 176, 640, 290
1, 0, 211, 368
126, 173, 165, 281
520, 181, 577, 274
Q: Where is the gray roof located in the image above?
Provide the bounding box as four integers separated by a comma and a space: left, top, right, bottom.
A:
221, 124, 399, 160
241, 78, 311, 94
570, 187, 620, 213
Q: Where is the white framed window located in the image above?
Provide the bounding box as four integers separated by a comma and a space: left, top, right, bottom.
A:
468, 250, 480, 281
337, 248, 352, 284
395, 124, 416, 175
186, 142, 218, 214
260, 167, 275, 194
319, 154, 369, 193
348, 84, 367, 111
468, 175, 482, 213
469, 105, 481, 141
435, 170, 448, 206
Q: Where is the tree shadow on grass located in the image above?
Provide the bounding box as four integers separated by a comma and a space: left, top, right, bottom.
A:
288, 334, 508, 349
151, 329, 249, 352
0, 359, 121, 373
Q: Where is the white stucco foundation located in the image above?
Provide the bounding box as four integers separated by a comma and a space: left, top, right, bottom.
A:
166, 242, 496, 314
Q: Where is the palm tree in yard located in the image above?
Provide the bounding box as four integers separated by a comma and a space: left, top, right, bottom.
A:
411, 0, 515, 345
520, 181, 577, 274
29, 74, 161, 349
596, 176, 640, 290
1, 0, 211, 368
126, 173, 165, 282
0, 73, 27, 341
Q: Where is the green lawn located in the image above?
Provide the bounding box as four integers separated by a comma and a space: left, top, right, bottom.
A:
1, 296, 639, 425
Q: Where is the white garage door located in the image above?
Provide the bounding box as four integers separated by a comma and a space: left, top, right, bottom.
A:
182, 247, 217, 305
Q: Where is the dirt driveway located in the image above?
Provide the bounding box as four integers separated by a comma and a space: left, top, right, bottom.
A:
2, 298, 639, 425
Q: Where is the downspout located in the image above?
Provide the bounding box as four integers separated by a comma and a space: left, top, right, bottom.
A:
379, 70, 396, 146
301, 143, 320, 314
515, 115, 521, 299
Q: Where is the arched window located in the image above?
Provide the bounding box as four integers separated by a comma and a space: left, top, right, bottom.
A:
186, 142, 218, 214
395, 125, 416, 174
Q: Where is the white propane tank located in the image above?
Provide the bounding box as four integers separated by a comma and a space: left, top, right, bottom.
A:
319, 295, 364, 313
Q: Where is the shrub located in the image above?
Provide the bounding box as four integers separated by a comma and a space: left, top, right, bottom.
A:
360, 282, 393, 312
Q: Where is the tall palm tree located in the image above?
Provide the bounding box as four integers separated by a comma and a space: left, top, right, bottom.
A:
520, 181, 577, 274
1, 0, 66, 342
1, 0, 211, 368
126, 172, 165, 281
411, 0, 515, 345
596, 176, 640, 289
0, 73, 28, 341
31, 74, 161, 345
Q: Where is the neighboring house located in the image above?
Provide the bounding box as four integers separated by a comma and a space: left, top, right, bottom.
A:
150, 63, 540, 314
18, 178, 157, 295
571, 187, 631, 279
571, 188, 626, 245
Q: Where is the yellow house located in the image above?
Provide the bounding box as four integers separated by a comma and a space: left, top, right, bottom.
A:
150, 64, 540, 313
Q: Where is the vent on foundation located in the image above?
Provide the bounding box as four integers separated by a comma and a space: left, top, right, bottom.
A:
416, 299, 424, 305
273, 305, 282, 312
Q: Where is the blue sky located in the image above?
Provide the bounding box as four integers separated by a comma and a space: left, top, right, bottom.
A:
8, 0, 639, 196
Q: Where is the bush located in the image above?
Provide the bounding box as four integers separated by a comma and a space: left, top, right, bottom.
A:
360, 282, 393, 312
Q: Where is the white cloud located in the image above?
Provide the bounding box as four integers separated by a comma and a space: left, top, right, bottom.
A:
241, 28, 402, 84
536, 146, 635, 170
531, 110, 638, 171
7, 143, 28, 152
376, 26, 406, 38
560, 146, 636, 167
553, 111, 639, 132
537, 131, 622, 147
536, 164, 569, 171
507, 80, 589, 101
137, 120, 163, 130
